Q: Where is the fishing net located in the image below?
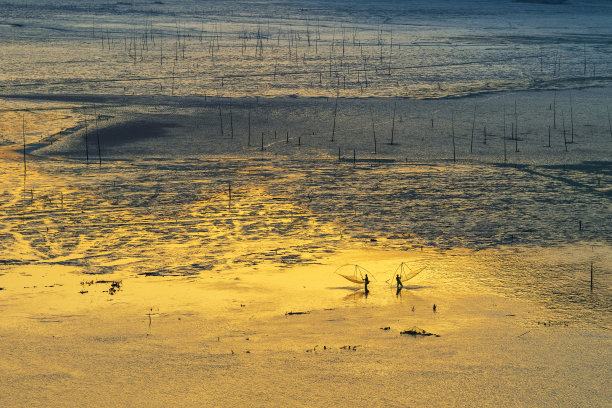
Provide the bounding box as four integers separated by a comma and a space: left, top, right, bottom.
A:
386, 262, 427, 285
334, 264, 375, 284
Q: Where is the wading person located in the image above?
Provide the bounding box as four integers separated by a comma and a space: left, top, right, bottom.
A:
364, 274, 370, 293
396, 274, 403, 289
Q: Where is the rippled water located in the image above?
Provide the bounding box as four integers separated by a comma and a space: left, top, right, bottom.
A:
0, 1, 610, 327
1, 0, 612, 98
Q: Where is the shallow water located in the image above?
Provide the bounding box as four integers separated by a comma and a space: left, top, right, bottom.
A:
1, 0, 612, 99
0, 0, 610, 335
0, 3, 611, 406
1, 96, 610, 328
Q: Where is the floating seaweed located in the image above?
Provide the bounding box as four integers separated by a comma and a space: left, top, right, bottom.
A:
400, 327, 440, 337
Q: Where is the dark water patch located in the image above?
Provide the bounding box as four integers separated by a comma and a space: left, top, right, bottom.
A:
85, 119, 179, 148
0, 259, 29, 265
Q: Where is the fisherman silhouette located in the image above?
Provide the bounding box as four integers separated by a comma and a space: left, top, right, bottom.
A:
364, 274, 370, 293
396, 274, 403, 289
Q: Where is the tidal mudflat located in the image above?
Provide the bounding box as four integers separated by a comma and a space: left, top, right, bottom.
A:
1, 1, 611, 406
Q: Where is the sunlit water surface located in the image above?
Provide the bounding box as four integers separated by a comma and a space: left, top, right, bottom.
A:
0, 0, 610, 328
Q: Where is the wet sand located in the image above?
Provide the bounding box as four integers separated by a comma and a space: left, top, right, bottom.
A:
1, 248, 610, 407
0, 92, 610, 407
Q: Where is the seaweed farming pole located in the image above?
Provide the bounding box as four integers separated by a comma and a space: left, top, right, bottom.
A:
500, 107, 506, 159
547, 125, 551, 148
22, 115, 26, 178
229, 98, 234, 139
570, 93, 574, 143
261, 132, 264, 152
218, 103, 224, 138
515, 128, 519, 153
390, 100, 396, 145
331, 95, 338, 142
228, 182, 232, 210
503, 131, 507, 163
94, 106, 102, 166
248, 106, 251, 146
608, 105, 612, 139
451, 111, 456, 163
553, 91, 557, 129
562, 111, 568, 152
84, 112, 89, 163
470, 106, 476, 153
370, 108, 376, 154
171, 63, 176, 96
514, 100, 518, 142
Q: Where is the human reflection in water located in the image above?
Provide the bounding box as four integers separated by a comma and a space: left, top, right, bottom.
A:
364, 274, 370, 297
396, 285, 402, 297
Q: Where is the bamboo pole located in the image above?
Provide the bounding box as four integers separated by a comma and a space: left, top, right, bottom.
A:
331, 95, 338, 142
22, 115, 26, 178
470, 106, 476, 153
248, 106, 251, 146
94, 105, 102, 166
390, 100, 396, 145
218, 103, 224, 138
608, 105, 612, 139
451, 111, 456, 163
84, 112, 89, 163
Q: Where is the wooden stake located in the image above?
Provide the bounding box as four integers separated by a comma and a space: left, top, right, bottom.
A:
227, 181, 232, 205
515, 130, 518, 153
562, 111, 568, 152
93, 106, 101, 166
514, 100, 519, 152
553, 91, 556, 129
570, 93, 574, 143
84, 113, 89, 163
248, 106, 251, 146
503, 132, 507, 163
451, 111, 456, 162
370, 108, 376, 154
22, 115, 26, 178
229, 98, 234, 139
218, 103, 224, 138
390, 100, 396, 145
331, 96, 338, 142
608, 105, 612, 139
503, 105, 506, 139
548, 125, 551, 147
470, 106, 476, 153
